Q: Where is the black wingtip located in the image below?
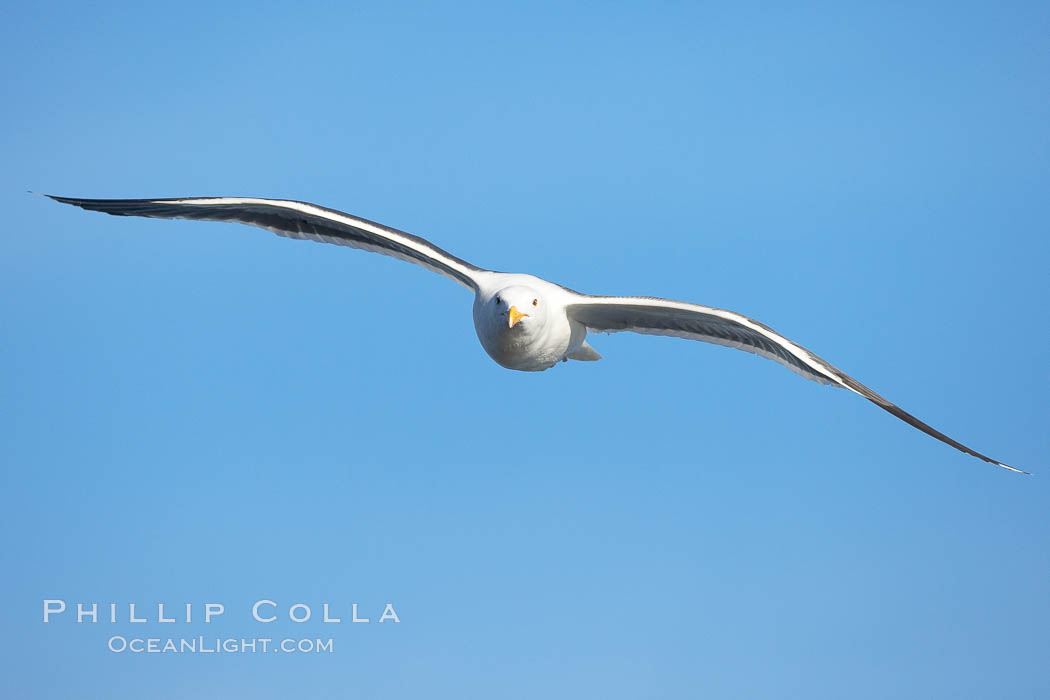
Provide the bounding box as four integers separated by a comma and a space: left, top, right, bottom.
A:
41, 194, 90, 208
996, 461, 1032, 476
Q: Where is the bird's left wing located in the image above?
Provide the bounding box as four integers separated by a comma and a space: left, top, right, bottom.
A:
45, 195, 484, 291
565, 294, 1026, 474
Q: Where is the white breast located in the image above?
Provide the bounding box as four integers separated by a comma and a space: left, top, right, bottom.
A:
471, 273, 584, 372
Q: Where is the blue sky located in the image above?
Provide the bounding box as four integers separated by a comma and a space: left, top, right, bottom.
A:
1, 1, 1047, 698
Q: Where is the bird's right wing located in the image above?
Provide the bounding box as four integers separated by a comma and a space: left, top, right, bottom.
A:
45, 195, 485, 291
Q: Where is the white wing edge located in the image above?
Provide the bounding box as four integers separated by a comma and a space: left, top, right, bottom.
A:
565, 294, 1029, 475
178, 197, 482, 291
44, 194, 485, 292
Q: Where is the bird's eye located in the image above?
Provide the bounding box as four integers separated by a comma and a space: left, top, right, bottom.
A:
532, 298, 538, 306
495, 296, 501, 305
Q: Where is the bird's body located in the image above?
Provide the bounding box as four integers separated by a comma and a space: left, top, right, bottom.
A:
43, 194, 1029, 474
472, 274, 589, 371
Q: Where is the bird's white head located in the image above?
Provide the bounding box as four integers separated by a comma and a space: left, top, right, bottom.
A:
489, 285, 547, 333
473, 279, 568, 371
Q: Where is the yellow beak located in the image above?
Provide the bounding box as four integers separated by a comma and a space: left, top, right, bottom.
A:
508, 305, 530, 328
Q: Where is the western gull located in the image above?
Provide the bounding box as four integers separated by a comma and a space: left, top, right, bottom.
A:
44, 194, 1028, 474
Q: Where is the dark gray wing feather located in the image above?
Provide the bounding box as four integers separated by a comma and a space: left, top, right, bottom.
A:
568, 295, 1026, 474
45, 195, 483, 291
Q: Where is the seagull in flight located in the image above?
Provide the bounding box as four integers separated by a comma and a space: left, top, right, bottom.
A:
44, 194, 1028, 474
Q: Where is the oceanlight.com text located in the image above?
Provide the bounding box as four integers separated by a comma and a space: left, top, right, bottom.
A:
107, 636, 334, 654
